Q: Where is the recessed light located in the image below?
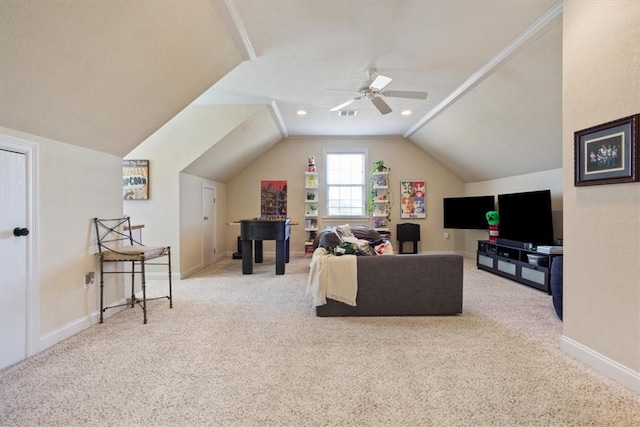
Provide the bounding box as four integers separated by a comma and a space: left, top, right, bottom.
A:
401, 110, 412, 116
297, 110, 307, 116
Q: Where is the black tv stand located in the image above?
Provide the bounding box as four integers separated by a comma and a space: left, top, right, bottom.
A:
476, 240, 561, 293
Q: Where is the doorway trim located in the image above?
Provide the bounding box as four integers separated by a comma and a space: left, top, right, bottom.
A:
1, 133, 40, 358
201, 182, 217, 266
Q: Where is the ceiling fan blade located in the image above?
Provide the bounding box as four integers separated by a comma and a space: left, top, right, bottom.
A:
371, 96, 392, 115
324, 88, 361, 93
380, 90, 428, 100
330, 98, 358, 111
369, 75, 392, 91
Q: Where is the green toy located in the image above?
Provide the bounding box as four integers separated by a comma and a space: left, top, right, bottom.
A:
486, 211, 500, 225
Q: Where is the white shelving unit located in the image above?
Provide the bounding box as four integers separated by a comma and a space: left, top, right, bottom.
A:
371, 171, 390, 232
304, 171, 319, 256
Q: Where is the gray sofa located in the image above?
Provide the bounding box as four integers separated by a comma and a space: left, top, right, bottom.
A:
315, 253, 464, 317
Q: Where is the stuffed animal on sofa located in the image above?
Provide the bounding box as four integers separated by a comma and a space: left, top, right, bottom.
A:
374, 240, 395, 255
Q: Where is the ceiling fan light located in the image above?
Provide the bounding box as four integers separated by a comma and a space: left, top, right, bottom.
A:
297, 110, 307, 115
370, 75, 392, 91
401, 110, 412, 116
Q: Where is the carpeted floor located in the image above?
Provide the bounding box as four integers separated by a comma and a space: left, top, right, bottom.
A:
0, 255, 638, 426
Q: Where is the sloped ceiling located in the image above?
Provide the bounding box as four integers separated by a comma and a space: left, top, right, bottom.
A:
1, 1, 563, 184
182, 105, 283, 183
410, 21, 563, 182
0, 1, 242, 157
195, 0, 563, 183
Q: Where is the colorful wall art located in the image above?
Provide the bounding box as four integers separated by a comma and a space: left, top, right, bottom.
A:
400, 180, 426, 219
261, 180, 288, 218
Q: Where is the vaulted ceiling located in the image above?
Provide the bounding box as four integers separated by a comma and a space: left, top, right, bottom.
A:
0, 1, 243, 156
1, 1, 563, 183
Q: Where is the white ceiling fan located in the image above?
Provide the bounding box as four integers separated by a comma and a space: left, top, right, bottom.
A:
330, 67, 428, 115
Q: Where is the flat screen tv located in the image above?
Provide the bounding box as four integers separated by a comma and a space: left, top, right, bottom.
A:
497, 189, 554, 246
443, 195, 495, 230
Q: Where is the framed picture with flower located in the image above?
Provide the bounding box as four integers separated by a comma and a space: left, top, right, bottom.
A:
574, 114, 639, 186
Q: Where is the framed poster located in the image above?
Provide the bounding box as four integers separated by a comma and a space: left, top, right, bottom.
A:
261, 180, 287, 218
400, 180, 426, 219
123, 159, 149, 200
574, 114, 638, 186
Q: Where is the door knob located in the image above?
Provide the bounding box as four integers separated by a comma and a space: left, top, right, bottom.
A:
13, 227, 29, 237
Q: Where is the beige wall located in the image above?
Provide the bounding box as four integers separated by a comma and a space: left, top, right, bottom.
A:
3, 1, 637, 395
125, 104, 261, 275
226, 136, 465, 255
563, 1, 640, 388
1, 127, 123, 344
179, 173, 227, 277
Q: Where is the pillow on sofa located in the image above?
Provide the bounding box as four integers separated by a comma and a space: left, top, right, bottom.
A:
313, 225, 383, 252
315, 227, 340, 250
350, 225, 383, 241
336, 224, 354, 239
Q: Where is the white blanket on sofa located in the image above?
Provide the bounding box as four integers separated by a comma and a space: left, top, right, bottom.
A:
306, 248, 358, 307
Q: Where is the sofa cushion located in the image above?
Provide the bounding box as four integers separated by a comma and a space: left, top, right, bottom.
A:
315, 254, 464, 317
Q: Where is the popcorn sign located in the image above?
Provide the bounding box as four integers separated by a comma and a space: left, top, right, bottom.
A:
123, 159, 149, 200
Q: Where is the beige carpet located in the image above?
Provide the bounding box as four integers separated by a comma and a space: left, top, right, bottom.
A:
1, 255, 638, 426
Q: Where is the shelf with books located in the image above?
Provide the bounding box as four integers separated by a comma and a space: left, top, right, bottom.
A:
304, 218, 318, 231
369, 164, 391, 232
373, 217, 389, 231
304, 158, 320, 256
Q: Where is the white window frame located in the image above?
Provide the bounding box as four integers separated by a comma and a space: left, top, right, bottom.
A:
323, 148, 369, 219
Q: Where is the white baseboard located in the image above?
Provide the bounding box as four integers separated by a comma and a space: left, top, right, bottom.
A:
178, 263, 202, 279
561, 335, 640, 394
39, 300, 126, 352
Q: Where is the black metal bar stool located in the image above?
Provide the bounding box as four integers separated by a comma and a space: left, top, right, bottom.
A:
94, 217, 172, 324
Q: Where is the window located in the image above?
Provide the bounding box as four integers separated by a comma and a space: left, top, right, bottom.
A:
325, 151, 367, 217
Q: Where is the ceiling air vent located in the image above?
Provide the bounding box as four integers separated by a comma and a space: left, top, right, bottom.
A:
337, 110, 357, 116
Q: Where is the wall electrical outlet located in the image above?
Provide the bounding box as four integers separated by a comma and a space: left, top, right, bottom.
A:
84, 272, 95, 289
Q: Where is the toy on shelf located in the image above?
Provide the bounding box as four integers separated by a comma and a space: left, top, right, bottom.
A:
486, 210, 500, 243
308, 156, 316, 172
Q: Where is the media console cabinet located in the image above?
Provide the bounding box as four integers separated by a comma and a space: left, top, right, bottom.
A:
476, 240, 561, 293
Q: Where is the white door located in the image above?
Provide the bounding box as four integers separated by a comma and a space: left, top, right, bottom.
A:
202, 185, 216, 266
0, 149, 28, 369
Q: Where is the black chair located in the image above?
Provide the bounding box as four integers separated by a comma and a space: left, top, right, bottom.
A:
397, 223, 420, 254
93, 217, 172, 324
